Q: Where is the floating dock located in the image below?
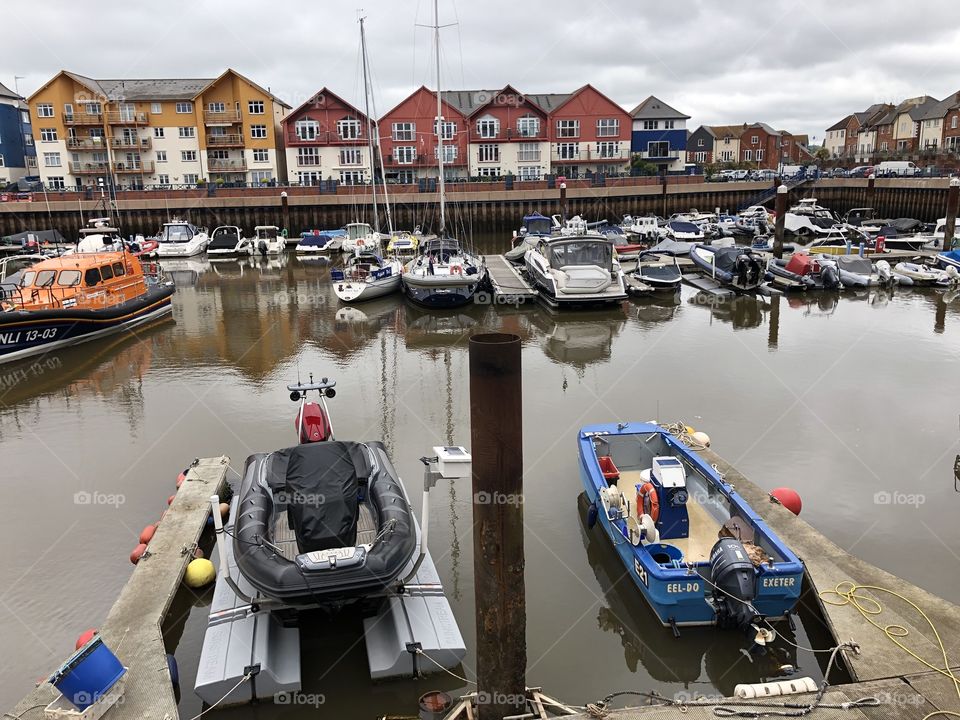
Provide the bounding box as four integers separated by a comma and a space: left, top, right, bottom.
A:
484, 254, 538, 303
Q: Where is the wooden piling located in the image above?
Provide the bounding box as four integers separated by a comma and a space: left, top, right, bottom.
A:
773, 184, 787, 259
944, 178, 959, 251
469, 333, 526, 720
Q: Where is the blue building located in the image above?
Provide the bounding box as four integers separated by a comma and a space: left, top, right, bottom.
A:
629, 95, 689, 173
0, 81, 38, 186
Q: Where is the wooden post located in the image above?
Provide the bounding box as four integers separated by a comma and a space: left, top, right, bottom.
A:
866, 173, 876, 208
470, 333, 526, 720
280, 190, 290, 236
944, 177, 960, 251
559, 181, 568, 224
768, 293, 780, 349
661, 173, 668, 217
773, 184, 788, 259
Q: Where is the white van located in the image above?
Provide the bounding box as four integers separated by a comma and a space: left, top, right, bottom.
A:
875, 161, 918, 177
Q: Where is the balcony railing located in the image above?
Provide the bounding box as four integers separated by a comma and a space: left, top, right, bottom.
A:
114, 161, 154, 174
66, 138, 108, 150
207, 134, 245, 147
105, 111, 147, 125
69, 162, 110, 174
516, 152, 542, 162
204, 110, 242, 125
111, 137, 152, 150
638, 149, 681, 161
208, 159, 248, 172
64, 113, 104, 126
285, 129, 365, 145
551, 149, 630, 163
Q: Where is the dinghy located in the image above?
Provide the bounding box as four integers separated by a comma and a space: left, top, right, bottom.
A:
892, 262, 957, 287
766, 253, 840, 292
579, 422, 803, 632
822, 255, 893, 288
937, 249, 960, 271
689, 244, 764, 292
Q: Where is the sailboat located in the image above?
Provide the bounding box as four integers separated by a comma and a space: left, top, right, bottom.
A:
332, 16, 403, 304
401, 0, 487, 308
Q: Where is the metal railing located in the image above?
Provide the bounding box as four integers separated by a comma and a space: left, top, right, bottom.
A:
285, 129, 365, 145
114, 161, 154, 173
208, 159, 248, 172
207, 134, 244, 147
66, 138, 108, 150
105, 111, 147, 124
204, 110, 242, 124
69, 161, 110, 174
111, 137, 152, 150
64, 113, 104, 126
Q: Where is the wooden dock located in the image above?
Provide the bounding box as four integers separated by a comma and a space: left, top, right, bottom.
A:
484, 254, 538, 303
7, 457, 229, 720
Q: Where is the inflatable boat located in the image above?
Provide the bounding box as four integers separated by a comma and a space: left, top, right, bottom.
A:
892, 262, 957, 287
689, 244, 764, 292
766, 253, 840, 292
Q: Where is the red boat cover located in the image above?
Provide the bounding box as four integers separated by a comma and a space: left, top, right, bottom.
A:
296, 403, 331, 443
785, 253, 816, 276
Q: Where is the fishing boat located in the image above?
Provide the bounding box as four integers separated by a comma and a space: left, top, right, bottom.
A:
385, 231, 419, 259
689, 244, 764, 292
0, 251, 174, 365
207, 225, 252, 258
155, 219, 209, 258
296, 231, 339, 255
625, 251, 682, 296
524, 235, 627, 307
766, 253, 841, 292
252, 225, 286, 256
331, 251, 403, 303
579, 422, 803, 632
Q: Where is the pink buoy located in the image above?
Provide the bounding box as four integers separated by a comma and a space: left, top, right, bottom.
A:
130, 543, 148, 564
771, 487, 802, 516
75, 629, 97, 650
139, 524, 157, 544
167, 494, 176, 506
176, 471, 187, 488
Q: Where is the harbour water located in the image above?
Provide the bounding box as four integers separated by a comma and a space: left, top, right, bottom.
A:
2, 233, 959, 717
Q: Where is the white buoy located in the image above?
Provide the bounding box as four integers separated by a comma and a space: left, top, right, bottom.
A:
692, 431, 711, 447
734, 677, 818, 699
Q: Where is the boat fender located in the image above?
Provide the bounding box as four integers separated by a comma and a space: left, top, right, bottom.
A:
586, 503, 599, 528
167, 494, 176, 506
184, 558, 216, 588
166, 653, 181, 702
452, 265, 463, 275
75, 629, 98, 650
734, 677, 817, 699
770, 487, 802, 515
139, 524, 157, 544
637, 483, 660, 523
130, 543, 148, 565
692, 431, 711, 447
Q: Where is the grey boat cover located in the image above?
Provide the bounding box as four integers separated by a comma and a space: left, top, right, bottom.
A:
647, 238, 693, 256
888, 218, 922, 233
710, 246, 751, 272
835, 256, 872, 274
285, 441, 369, 553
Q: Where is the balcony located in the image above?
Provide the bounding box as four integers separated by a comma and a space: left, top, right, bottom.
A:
69, 161, 110, 175
207, 134, 245, 148
285, 129, 366, 145
64, 112, 104, 126
204, 109, 242, 125
516, 151, 542, 163
105, 111, 147, 125
114, 161, 154, 174
208, 158, 247, 172
638, 149, 682, 161
551, 148, 629, 163
111, 137, 152, 150
66, 138, 108, 150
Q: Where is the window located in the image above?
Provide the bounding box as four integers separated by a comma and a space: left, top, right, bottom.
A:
58, 270, 81, 287
151, 102, 162, 114
517, 116, 540, 137
395, 170, 415, 184
476, 167, 500, 178
298, 171, 322, 185
153, 127, 165, 138
596, 141, 619, 158
248, 100, 265, 115
83, 102, 102, 115
295, 120, 319, 141
694, 151, 706, 162
297, 147, 320, 166
435, 145, 457, 162
24, 134, 33, 146
557, 142, 579, 160
21, 110, 31, 124
517, 142, 540, 162
179, 127, 195, 138
253, 148, 269, 163
518, 165, 541, 181
0, 155, 4, 167
84, 267, 101, 287
642, 120, 657, 130
433, 119, 455, 140
100, 264, 114, 281
664, 120, 676, 129
339, 170, 364, 185
596, 119, 619, 137
750, 135, 758, 144
647, 141, 669, 158
744, 149, 753, 161
156, 150, 167, 162
36, 104, 54, 118
755, 149, 764, 161
394, 146, 415, 164
181, 150, 197, 162
40, 128, 58, 142
250, 125, 267, 139
339, 148, 362, 166
112, 262, 125, 277
175, 102, 192, 114
251, 170, 272, 184
556, 120, 579, 138
47, 176, 64, 189
208, 149, 229, 160
953, 117, 958, 129
697, 138, 704, 147
208, 102, 225, 113
476, 117, 499, 139
337, 118, 361, 140
881, 141, 889, 151
183, 173, 199, 184
477, 144, 499, 162
43, 152, 61, 167
392, 122, 415, 141
157, 174, 170, 185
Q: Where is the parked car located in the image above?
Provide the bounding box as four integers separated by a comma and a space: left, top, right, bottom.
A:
848, 165, 874, 178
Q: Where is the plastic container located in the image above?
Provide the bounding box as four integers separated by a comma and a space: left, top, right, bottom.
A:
49, 636, 126, 711
598, 456, 620, 481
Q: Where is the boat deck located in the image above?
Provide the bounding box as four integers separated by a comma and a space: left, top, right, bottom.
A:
272, 505, 377, 561
483, 254, 538, 303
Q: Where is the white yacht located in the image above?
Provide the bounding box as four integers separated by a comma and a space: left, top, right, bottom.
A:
155, 219, 210, 258
524, 235, 627, 307
341, 222, 382, 253
207, 225, 252, 258
252, 226, 286, 255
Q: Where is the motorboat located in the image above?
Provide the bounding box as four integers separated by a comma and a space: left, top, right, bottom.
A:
892, 262, 957, 287
818, 255, 893, 289
579, 422, 803, 631
625, 250, 682, 296
506, 213, 556, 264
689, 244, 764, 292
646, 238, 694, 256
385, 231, 420, 260
341, 222, 382, 253
155, 219, 210, 258
605, 230, 646, 261
207, 225, 253, 257
331, 251, 403, 303
0, 251, 174, 365
937, 248, 960, 271
252, 225, 286, 256
766, 253, 840, 292
402, 238, 487, 308
296, 231, 339, 255
75, 218, 124, 253
524, 235, 627, 307
663, 220, 705, 242
292, 227, 345, 249
621, 215, 661, 241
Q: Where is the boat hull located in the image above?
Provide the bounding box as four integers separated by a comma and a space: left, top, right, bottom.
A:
401, 277, 481, 308
333, 274, 402, 303
0, 283, 175, 365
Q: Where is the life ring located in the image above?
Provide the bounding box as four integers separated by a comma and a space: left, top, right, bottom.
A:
452, 265, 463, 275
357, 239, 365, 246
637, 483, 660, 523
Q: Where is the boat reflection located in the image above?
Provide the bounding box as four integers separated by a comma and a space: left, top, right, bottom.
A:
632, 294, 682, 327
688, 293, 769, 330
525, 303, 627, 369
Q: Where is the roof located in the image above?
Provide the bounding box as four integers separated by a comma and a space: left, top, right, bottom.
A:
442, 88, 572, 116
706, 125, 745, 139
917, 96, 953, 121
281, 87, 368, 125
0, 81, 20, 100
826, 114, 854, 132
630, 95, 690, 120
907, 96, 941, 121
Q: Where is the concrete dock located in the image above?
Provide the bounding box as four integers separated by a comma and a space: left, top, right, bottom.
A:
7, 456, 229, 720
484, 254, 538, 303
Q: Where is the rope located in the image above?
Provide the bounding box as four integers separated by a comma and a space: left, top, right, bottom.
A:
414, 648, 475, 685
660, 420, 710, 450
186, 673, 251, 720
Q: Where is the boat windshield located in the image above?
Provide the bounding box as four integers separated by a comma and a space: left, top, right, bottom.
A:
161, 225, 194, 243
257, 227, 279, 240
347, 224, 372, 240
670, 221, 700, 234
525, 217, 552, 235
548, 240, 612, 269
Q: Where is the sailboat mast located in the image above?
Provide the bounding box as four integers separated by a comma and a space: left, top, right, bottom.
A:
434, 0, 445, 234
359, 15, 379, 234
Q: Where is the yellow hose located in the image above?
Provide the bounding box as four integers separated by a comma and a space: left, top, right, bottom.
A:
819, 581, 960, 719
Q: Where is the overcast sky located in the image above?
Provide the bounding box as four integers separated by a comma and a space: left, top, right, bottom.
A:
5, 0, 960, 142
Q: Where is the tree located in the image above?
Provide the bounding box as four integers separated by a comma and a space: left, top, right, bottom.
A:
815, 147, 830, 162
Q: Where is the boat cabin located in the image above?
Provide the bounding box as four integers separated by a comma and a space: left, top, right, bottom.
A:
209, 226, 243, 250
160, 221, 202, 244
345, 223, 374, 241
1, 251, 148, 311
539, 237, 614, 270
255, 226, 281, 241
520, 213, 553, 237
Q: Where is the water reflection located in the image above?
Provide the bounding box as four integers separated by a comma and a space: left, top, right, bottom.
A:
688, 293, 769, 330
527, 304, 627, 370
632, 294, 682, 327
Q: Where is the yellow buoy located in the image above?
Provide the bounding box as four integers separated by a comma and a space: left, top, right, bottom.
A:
685, 425, 696, 435
184, 558, 216, 588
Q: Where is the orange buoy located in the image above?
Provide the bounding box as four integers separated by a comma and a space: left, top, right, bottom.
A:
75, 629, 97, 650
219, 502, 230, 519
130, 544, 148, 564
167, 494, 176, 506
176, 471, 187, 488
637, 482, 661, 523
139, 524, 157, 544
193, 547, 205, 559
771, 487, 802, 515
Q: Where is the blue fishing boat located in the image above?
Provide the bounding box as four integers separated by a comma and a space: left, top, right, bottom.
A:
579, 422, 803, 633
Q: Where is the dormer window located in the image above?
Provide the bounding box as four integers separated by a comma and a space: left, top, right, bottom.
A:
337, 118, 361, 140
476, 116, 499, 139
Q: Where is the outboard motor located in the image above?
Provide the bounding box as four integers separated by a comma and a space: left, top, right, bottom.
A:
709, 537, 758, 630
258, 239, 268, 257
875, 259, 892, 285
820, 261, 840, 289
